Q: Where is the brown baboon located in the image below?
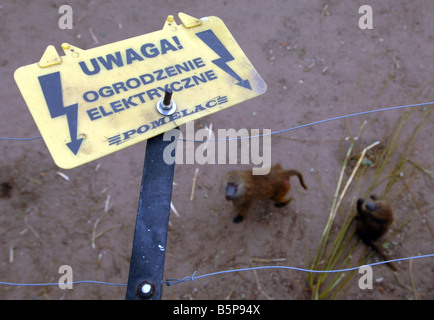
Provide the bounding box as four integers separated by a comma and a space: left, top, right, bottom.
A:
223, 164, 307, 223
356, 194, 397, 271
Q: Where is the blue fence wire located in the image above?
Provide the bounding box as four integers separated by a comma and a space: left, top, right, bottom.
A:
0, 254, 433, 288
1, 101, 433, 142
0, 101, 432, 291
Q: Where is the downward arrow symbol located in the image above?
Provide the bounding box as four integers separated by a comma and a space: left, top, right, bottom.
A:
196, 29, 252, 90
38, 72, 83, 155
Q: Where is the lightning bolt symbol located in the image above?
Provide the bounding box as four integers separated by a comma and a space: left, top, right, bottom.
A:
196, 30, 252, 90
38, 72, 83, 155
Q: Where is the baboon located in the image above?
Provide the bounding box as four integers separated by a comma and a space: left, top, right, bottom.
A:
356, 194, 397, 271
223, 164, 307, 223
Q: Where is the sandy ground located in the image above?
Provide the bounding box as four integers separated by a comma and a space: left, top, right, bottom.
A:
0, 0, 433, 300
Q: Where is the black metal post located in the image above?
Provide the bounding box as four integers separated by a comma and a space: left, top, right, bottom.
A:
125, 129, 179, 300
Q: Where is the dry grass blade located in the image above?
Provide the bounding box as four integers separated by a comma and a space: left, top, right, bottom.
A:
190, 168, 199, 201
333, 141, 380, 216
9, 245, 14, 263
56, 171, 70, 181
251, 257, 287, 263
91, 194, 112, 249
250, 259, 273, 300
407, 159, 434, 177
409, 259, 420, 300
170, 201, 180, 217
91, 215, 102, 250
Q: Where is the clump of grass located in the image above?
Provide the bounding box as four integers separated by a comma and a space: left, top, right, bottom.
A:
306, 71, 433, 299
307, 122, 373, 299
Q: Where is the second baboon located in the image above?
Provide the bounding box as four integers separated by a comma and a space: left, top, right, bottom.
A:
223, 164, 307, 223
356, 194, 397, 271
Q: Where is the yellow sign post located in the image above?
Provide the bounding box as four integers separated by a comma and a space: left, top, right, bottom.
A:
14, 13, 267, 169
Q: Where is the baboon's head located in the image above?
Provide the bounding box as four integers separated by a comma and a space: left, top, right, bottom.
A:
356, 194, 397, 271
223, 172, 245, 201
357, 194, 383, 214
357, 197, 378, 213
225, 182, 238, 200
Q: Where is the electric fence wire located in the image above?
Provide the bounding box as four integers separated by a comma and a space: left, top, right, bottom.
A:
163, 253, 434, 286
183, 101, 434, 142
0, 101, 433, 143
0, 101, 432, 289
0, 136, 42, 141
0, 280, 127, 287
0, 254, 433, 288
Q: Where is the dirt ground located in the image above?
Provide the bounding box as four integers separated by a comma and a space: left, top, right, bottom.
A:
0, 0, 433, 300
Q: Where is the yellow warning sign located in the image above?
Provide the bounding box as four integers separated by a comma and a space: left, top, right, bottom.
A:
14, 13, 267, 169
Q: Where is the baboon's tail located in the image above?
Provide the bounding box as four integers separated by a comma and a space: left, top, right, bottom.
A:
287, 170, 308, 190
371, 243, 398, 271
